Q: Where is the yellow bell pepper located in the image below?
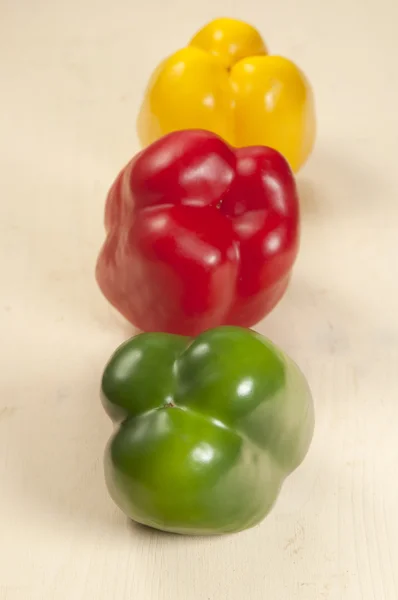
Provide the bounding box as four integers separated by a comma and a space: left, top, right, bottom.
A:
137, 18, 316, 173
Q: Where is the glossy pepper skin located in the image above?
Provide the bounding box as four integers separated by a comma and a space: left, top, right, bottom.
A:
96, 129, 300, 336
137, 17, 316, 173
102, 326, 314, 535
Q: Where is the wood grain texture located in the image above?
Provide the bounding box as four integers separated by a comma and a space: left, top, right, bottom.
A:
1, 0, 398, 598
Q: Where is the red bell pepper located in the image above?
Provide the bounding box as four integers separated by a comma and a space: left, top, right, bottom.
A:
96, 130, 300, 335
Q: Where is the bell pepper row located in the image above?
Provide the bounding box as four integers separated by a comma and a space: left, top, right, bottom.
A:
96, 17, 316, 535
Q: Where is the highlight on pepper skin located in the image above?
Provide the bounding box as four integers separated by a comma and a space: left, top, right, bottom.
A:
101, 326, 315, 535
96, 129, 301, 336
137, 17, 316, 173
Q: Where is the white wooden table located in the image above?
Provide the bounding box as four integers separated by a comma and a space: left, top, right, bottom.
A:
1, 1, 397, 598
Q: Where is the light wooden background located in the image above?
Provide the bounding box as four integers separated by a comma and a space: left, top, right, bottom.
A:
1, 1, 398, 598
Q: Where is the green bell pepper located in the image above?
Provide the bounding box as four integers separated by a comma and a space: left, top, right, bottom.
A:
101, 326, 314, 535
